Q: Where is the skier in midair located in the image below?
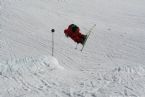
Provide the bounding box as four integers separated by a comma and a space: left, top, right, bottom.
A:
64, 24, 87, 45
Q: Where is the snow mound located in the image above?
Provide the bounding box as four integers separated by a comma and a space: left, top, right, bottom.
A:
0, 58, 145, 97
0, 56, 68, 97
38, 56, 65, 70
0, 55, 65, 79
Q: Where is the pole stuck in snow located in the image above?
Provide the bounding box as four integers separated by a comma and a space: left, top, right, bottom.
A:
51, 29, 55, 56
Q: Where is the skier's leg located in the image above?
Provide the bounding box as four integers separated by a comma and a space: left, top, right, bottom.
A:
81, 35, 87, 45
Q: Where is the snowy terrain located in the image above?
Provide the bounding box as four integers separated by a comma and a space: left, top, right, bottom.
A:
0, 0, 145, 97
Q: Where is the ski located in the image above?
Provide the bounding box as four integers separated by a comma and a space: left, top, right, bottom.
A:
81, 24, 96, 51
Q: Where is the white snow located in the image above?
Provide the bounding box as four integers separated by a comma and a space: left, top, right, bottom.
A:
0, 0, 145, 97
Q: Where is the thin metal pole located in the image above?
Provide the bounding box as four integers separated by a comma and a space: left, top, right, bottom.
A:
51, 29, 55, 56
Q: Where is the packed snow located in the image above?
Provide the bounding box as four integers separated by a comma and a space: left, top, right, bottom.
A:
0, 0, 145, 97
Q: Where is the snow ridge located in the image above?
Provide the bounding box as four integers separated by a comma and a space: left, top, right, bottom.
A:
0, 56, 145, 97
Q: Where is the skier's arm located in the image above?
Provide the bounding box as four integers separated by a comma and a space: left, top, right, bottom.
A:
64, 29, 69, 37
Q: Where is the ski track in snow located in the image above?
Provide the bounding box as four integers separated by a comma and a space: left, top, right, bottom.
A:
0, 56, 145, 97
0, 0, 145, 97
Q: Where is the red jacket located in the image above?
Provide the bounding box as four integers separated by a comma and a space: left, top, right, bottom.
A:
64, 26, 84, 43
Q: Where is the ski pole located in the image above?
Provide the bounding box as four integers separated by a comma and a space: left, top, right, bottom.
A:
75, 43, 78, 49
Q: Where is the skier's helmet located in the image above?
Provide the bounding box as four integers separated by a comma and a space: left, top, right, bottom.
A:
70, 24, 78, 32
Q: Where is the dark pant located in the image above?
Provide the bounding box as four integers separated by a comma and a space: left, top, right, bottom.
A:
80, 35, 87, 45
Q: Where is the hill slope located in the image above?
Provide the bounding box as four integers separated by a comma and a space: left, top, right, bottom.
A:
0, 0, 145, 97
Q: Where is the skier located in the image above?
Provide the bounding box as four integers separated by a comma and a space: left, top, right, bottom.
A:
64, 24, 87, 45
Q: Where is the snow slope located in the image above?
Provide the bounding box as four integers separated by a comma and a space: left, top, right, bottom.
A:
0, 0, 145, 97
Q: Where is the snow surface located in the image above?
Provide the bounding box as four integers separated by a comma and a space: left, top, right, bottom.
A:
0, 0, 145, 97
